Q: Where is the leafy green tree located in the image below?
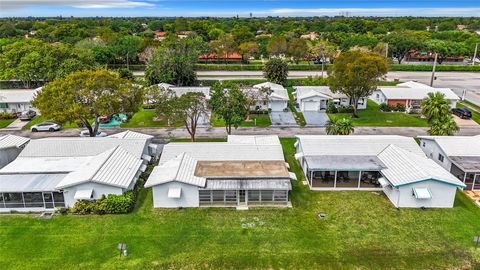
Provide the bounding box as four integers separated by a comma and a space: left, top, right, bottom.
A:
328, 51, 388, 118
263, 58, 289, 85
33, 69, 142, 137
208, 28, 224, 41
267, 36, 287, 56
421, 92, 452, 123
287, 38, 308, 64
231, 25, 255, 45
426, 39, 468, 64
145, 38, 202, 86
326, 118, 354, 135
211, 33, 236, 64
238, 41, 258, 62
385, 32, 423, 64
209, 82, 247, 135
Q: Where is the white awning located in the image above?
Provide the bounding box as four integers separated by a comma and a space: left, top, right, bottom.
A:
148, 143, 158, 150
289, 172, 297, 180
333, 99, 340, 102
293, 141, 299, 148
74, 189, 93, 200
413, 187, 432, 199
140, 164, 147, 172
142, 154, 152, 162
294, 153, 304, 160
167, 187, 182, 198
378, 177, 389, 188
284, 162, 290, 169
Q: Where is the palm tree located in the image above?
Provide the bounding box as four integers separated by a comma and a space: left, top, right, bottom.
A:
326, 118, 354, 135
428, 115, 459, 136
421, 92, 451, 123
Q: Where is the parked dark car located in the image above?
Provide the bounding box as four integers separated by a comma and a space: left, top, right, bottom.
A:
452, 108, 472, 119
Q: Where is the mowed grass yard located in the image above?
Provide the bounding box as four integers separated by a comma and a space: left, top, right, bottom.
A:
211, 113, 271, 127
0, 139, 479, 269
0, 118, 15, 128
329, 100, 430, 127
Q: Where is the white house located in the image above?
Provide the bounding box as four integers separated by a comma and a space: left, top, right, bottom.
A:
0, 131, 157, 212
158, 83, 211, 100
295, 135, 465, 208
370, 81, 459, 112
292, 86, 367, 111
145, 135, 294, 209
418, 136, 480, 191
0, 87, 42, 113
0, 135, 30, 169
251, 82, 289, 111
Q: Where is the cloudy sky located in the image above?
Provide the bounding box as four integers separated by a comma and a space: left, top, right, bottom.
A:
0, 0, 479, 17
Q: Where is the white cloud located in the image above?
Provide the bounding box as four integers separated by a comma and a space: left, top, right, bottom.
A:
1, 0, 155, 10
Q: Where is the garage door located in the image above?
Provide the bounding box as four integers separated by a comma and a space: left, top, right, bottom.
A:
303, 101, 319, 111
270, 101, 285, 112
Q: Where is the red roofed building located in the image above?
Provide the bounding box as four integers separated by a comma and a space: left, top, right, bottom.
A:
155, 32, 166, 40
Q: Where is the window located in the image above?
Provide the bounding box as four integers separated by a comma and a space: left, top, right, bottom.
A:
212, 190, 224, 203
0, 103, 8, 109
273, 190, 288, 202
53, 192, 65, 207
376, 94, 380, 99
3, 193, 24, 208
360, 171, 382, 188
248, 190, 260, 202
438, 153, 444, 162
336, 171, 360, 187
23, 192, 44, 207
260, 190, 274, 201
225, 191, 237, 204
199, 190, 211, 204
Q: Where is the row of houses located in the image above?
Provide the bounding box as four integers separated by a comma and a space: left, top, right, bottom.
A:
1, 132, 478, 212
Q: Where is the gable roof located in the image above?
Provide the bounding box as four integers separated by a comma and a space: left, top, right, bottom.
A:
145, 153, 205, 187
293, 86, 349, 100
227, 135, 280, 145
108, 130, 153, 140
0, 135, 30, 150
419, 135, 480, 157
295, 135, 424, 157
377, 81, 459, 101
378, 144, 465, 188
0, 87, 41, 103
251, 83, 289, 101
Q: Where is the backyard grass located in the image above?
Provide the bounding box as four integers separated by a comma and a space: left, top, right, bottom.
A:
0, 118, 15, 128
120, 109, 182, 128
286, 87, 306, 126
210, 113, 271, 127
0, 138, 479, 269
22, 115, 80, 130
329, 100, 430, 127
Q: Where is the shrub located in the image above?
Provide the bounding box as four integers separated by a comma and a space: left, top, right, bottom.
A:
379, 103, 391, 112
337, 105, 354, 113
301, 76, 328, 86
0, 112, 16, 120
263, 58, 289, 85
326, 102, 338, 114
104, 191, 135, 214
395, 103, 406, 112
117, 68, 134, 81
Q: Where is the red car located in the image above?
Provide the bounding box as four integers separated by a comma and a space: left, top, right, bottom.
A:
98, 115, 111, 123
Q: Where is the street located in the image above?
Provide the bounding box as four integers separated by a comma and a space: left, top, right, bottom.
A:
2, 125, 480, 140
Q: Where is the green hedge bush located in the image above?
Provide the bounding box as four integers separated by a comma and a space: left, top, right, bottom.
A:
0, 112, 16, 120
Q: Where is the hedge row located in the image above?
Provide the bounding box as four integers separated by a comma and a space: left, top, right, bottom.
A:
389, 64, 480, 72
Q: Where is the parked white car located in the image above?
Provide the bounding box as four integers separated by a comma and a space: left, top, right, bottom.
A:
30, 122, 61, 132
79, 130, 107, 137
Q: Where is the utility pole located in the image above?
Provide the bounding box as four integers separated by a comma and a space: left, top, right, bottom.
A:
473, 43, 478, 66
430, 52, 437, 87
385, 42, 389, 58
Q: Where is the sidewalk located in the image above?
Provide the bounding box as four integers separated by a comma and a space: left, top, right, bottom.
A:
1, 119, 29, 131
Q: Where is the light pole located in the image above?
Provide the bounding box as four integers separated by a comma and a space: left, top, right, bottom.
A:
473, 43, 479, 66
430, 52, 438, 87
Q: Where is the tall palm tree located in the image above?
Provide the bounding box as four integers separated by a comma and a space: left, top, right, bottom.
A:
428, 115, 459, 136
326, 118, 354, 135
421, 92, 451, 123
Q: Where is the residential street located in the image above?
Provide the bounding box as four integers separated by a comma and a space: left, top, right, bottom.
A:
2, 125, 479, 139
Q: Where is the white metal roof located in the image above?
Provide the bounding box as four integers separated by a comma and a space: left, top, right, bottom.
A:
172, 87, 211, 99
295, 135, 424, 157
0, 173, 67, 192
378, 144, 465, 187
56, 146, 143, 189
108, 130, 153, 140
19, 137, 148, 159
0, 135, 30, 150
145, 153, 206, 187
419, 135, 480, 157
377, 84, 459, 101
396, 81, 434, 89
293, 86, 349, 100
253, 82, 285, 91
227, 135, 280, 145
0, 87, 41, 103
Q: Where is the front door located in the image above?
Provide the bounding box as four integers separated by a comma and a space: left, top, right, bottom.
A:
43, 192, 54, 209
238, 190, 246, 205
474, 174, 480, 190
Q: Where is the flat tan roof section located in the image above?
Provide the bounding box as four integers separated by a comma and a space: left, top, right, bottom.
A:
194, 160, 289, 178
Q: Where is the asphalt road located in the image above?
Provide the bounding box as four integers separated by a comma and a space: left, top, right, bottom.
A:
2, 125, 480, 140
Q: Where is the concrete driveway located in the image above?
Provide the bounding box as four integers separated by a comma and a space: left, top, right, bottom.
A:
453, 115, 479, 128
269, 111, 298, 126
2, 119, 29, 131
303, 111, 330, 126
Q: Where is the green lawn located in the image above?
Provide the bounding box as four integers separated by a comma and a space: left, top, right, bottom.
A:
210, 113, 271, 127
286, 87, 306, 126
22, 116, 80, 130
120, 109, 182, 128
329, 100, 430, 127
0, 139, 479, 269
0, 118, 15, 128
457, 102, 480, 125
